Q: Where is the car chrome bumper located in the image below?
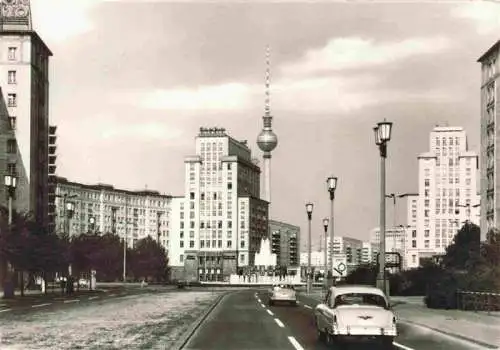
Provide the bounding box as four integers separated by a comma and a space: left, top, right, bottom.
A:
332, 325, 397, 337
270, 295, 296, 301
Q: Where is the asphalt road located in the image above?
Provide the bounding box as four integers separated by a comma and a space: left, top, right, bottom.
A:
184, 289, 492, 350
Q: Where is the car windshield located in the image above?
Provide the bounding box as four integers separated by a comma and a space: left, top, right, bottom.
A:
334, 293, 387, 308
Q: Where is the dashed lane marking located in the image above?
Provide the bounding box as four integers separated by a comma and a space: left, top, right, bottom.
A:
0, 308, 11, 313
288, 336, 305, 350
63, 299, 80, 303
274, 318, 285, 328
260, 303, 265, 308
303, 304, 312, 309
88, 296, 99, 300
266, 309, 274, 316
393, 342, 415, 350
32, 303, 51, 308
109, 294, 116, 297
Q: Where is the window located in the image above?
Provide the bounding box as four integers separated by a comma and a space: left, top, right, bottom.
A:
424, 230, 430, 237
7, 93, 17, 107
218, 240, 222, 248
227, 240, 232, 248
189, 240, 194, 248
412, 240, 416, 248
8, 47, 17, 60
8, 116, 16, 130
7, 163, 16, 175
412, 255, 416, 264
240, 241, 245, 248
8, 71, 16, 84
424, 179, 430, 187
190, 202, 195, 209
201, 193, 205, 200
240, 254, 245, 263
412, 230, 417, 238
180, 241, 184, 248
190, 192, 195, 200
227, 183, 232, 190
7, 139, 16, 154
424, 240, 430, 248
200, 240, 205, 248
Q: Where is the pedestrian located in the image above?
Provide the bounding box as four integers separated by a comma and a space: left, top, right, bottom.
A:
141, 279, 145, 288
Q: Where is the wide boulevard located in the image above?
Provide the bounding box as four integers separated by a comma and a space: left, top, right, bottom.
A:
183, 289, 491, 350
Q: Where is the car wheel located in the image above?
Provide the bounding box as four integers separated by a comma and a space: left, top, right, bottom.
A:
315, 319, 326, 342
377, 336, 394, 349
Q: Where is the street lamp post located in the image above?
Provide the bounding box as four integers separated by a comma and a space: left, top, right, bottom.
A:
373, 119, 393, 298
306, 202, 314, 294
66, 200, 75, 276
326, 176, 337, 286
2, 175, 17, 298
322, 218, 329, 291
89, 216, 95, 234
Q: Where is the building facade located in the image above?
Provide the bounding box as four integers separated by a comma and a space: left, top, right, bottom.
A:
416, 126, 480, 261
55, 177, 172, 250
0, 1, 52, 229
370, 227, 407, 270
269, 219, 300, 267
171, 127, 269, 282
478, 41, 499, 238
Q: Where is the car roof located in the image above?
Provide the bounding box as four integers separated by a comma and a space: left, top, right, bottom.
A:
329, 285, 386, 298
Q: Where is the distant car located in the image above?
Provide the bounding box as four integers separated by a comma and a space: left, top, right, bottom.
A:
268, 284, 297, 306
78, 279, 89, 288
314, 285, 397, 348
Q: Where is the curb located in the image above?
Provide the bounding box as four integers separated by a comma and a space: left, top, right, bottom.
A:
171, 291, 230, 350
400, 319, 499, 349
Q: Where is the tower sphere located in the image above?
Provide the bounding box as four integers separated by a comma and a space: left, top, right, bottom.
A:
257, 129, 278, 152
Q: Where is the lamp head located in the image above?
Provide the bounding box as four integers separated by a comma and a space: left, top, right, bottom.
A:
323, 218, 329, 228
306, 202, 314, 214
327, 176, 338, 192
377, 119, 393, 143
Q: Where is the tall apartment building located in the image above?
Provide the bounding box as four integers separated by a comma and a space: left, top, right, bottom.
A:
326, 236, 363, 270
416, 126, 479, 262
0, 1, 52, 229
269, 219, 300, 267
370, 227, 408, 270
360, 242, 379, 265
55, 177, 172, 249
170, 127, 269, 282
478, 40, 499, 238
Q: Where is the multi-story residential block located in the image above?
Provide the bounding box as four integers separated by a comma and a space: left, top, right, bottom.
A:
322, 236, 363, 272
360, 242, 379, 265
370, 227, 407, 270
171, 127, 269, 282
269, 219, 300, 267
55, 177, 172, 250
0, 1, 52, 229
416, 126, 480, 263
478, 41, 499, 238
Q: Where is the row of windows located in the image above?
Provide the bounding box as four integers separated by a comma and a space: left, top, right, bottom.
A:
435, 136, 461, 147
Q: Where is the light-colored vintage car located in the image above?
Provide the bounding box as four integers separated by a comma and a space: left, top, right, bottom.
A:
268, 284, 298, 306
314, 285, 397, 348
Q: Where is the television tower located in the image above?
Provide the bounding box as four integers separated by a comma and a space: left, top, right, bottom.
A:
257, 45, 278, 220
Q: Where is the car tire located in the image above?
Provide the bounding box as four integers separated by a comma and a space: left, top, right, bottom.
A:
315, 319, 326, 342
378, 336, 394, 349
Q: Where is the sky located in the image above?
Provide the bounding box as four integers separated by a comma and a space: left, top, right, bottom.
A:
30, 0, 500, 250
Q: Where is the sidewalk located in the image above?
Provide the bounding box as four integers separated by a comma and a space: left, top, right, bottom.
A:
301, 291, 500, 349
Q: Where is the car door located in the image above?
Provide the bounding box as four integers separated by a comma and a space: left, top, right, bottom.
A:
316, 290, 332, 329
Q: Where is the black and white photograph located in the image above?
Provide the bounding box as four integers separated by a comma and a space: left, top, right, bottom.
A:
0, 0, 499, 349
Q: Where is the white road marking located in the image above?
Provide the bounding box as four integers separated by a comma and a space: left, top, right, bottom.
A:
266, 309, 274, 316
109, 294, 116, 297
393, 342, 415, 350
0, 308, 11, 313
88, 296, 99, 300
274, 318, 285, 328
260, 303, 265, 308
288, 336, 305, 350
303, 304, 312, 309
64, 299, 80, 303
32, 303, 51, 308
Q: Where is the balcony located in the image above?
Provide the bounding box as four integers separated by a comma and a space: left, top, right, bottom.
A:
48, 145, 56, 154
49, 154, 57, 165
48, 165, 56, 174
49, 136, 57, 145
49, 125, 57, 135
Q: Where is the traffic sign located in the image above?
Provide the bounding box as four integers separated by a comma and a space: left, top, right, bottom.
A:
337, 263, 346, 272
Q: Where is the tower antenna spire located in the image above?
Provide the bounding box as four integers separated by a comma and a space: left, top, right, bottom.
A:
265, 45, 271, 116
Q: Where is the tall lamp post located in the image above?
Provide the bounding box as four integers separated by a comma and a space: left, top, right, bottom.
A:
322, 218, 329, 290
305, 202, 314, 294
373, 119, 393, 297
66, 200, 75, 276
2, 175, 17, 298
326, 176, 337, 286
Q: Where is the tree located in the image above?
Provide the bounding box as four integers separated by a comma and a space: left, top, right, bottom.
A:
442, 222, 481, 271
344, 263, 377, 285
129, 237, 168, 282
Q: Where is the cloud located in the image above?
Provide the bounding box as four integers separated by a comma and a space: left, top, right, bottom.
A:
280, 36, 452, 76
450, 2, 500, 35
30, 0, 99, 43
123, 83, 254, 111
